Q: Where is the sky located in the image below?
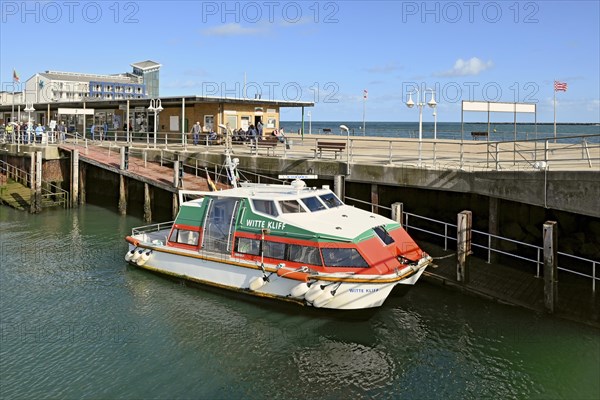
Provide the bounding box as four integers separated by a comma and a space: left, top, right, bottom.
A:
1, 0, 599, 123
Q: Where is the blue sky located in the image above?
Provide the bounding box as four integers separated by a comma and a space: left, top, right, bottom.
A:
1, 0, 599, 122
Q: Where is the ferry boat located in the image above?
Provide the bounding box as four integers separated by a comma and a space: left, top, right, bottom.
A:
124, 151, 431, 310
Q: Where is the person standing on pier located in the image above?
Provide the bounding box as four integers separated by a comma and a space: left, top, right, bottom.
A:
191, 121, 201, 145
57, 121, 66, 143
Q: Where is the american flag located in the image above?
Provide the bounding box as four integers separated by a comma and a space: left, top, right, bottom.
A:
554, 81, 567, 92
363, 89, 368, 99
13, 69, 19, 83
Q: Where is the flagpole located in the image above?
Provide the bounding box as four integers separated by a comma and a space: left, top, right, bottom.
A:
553, 79, 557, 142
362, 95, 366, 136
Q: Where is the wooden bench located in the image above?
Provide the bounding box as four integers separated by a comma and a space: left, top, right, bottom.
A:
249, 136, 279, 156
312, 141, 346, 159
471, 131, 488, 140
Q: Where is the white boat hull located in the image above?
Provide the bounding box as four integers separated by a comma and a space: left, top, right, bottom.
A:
126, 240, 428, 310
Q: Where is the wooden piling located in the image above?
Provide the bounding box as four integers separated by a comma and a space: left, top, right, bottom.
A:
30, 151, 42, 213
543, 221, 558, 313
143, 183, 152, 222
391, 202, 403, 228
370, 183, 379, 215
118, 175, 127, 215
457, 210, 472, 283
334, 175, 344, 201
172, 193, 178, 220
71, 149, 79, 207
79, 164, 86, 205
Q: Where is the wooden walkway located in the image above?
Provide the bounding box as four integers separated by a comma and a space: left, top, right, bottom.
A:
60, 144, 227, 192
0, 177, 31, 211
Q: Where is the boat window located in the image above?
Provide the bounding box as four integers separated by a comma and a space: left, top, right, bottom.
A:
288, 244, 322, 266
322, 248, 369, 268
169, 229, 199, 246
373, 226, 395, 246
264, 241, 286, 260
319, 193, 343, 208
252, 199, 279, 217
279, 200, 307, 214
235, 237, 261, 255
300, 196, 327, 212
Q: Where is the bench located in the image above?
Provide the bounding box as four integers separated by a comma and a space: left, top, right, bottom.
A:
197, 134, 222, 145
249, 136, 279, 156
471, 131, 489, 140
312, 141, 346, 159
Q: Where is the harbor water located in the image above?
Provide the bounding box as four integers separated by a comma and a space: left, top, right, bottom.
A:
1, 205, 599, 399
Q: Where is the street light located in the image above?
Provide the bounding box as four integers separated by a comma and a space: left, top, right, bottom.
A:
428, 90, 437, 140
148, 98, 163, 148
340, 124, 350, 174
24, 103, 35, 144
405, 87, 436, 165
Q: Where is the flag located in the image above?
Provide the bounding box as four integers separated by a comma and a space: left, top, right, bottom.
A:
554, 81, 567, 92
363, 89, 368, 99
13, 69, 20, 83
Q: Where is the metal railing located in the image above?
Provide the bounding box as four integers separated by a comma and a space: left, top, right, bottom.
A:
0, 160, 69, 208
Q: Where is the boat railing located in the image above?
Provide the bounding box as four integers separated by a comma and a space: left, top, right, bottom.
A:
344, 195, 599, 293
132, 221, 174, 236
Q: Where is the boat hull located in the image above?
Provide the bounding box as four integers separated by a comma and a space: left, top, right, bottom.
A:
126, 241, 428, 310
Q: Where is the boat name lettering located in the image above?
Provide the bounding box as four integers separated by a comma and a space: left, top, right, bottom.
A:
245, 220, 286, 230
349, 288, 379, 293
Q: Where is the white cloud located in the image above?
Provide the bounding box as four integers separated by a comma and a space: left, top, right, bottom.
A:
202, 23, 265, 36
437, 57, 493, 77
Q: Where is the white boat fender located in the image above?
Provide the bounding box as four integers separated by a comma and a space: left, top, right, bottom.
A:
313, 283, 341, 307
304, 282, 326, 303
136, 250, 152, 266
125, 248, 136, 262
131, 249, 144, 262
290, 281, 314, 298
249, 276, 268, 291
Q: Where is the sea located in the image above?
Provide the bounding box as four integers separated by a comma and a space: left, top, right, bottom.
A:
280, 121, 600, 143
1, 205, 599, 399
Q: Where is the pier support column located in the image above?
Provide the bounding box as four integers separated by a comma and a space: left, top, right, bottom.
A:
173, 159, 183, 188
172, 193, 179, 220
79, 165, 86, 205
30, 151, 42, 213
118, 175, 127, 215
333, 175, 345, 201
543, 221, 558, 313
143, 183, 152, 222
488, 197, 499, 263
71, 149, 79, 207
370, 183, 379, 215
391, 202, 404, 228
457, 210, 472, 283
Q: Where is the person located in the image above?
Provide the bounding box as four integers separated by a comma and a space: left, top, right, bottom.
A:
257, 118, 263, 137
57, 121, 66, 142
35, 123, 44, 143
90, 124, 96, 140
190, 121, 201, 145
273, 128, 286, 144
5, 123, 13, 143
247, 124, 257, 143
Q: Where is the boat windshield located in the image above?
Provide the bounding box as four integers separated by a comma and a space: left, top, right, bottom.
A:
251, 199, 279, 217
279, 199, 307, 214
322, 248, 368, 268
319, 193, 343, 208
300, 196, 327, 212
373, 226, 395, 245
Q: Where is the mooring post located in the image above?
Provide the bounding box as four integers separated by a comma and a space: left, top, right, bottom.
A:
120, 146, 129, 170
30, 151, 42, 213
71, 149, 79, 207
457, 210, 472, 283
333, 175, 344, 201
391, 202, 404, 228
118, 175, 127, 215
79, 165, 86, 205
143, 183, 152, 222
371, 183, 379, 215
543, 221, 558, 313
172, 192, 179, 220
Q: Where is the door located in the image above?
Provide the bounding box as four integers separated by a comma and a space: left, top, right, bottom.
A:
202, 197, 240, 254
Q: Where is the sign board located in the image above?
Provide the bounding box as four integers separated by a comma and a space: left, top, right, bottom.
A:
462, 101, 536, 113
58, 108, 94, 115
119, 104, 127, 110
278, 175, 318, 180
134, 107, 146, 112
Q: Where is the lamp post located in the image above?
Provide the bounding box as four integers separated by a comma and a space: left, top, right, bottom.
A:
405, 88, 436, 165
24, 103, 35, 144
340, 124, 350, 174
148, 98, 163, 148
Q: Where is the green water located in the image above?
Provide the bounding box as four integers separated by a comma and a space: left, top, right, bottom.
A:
1, 205, 598, 399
